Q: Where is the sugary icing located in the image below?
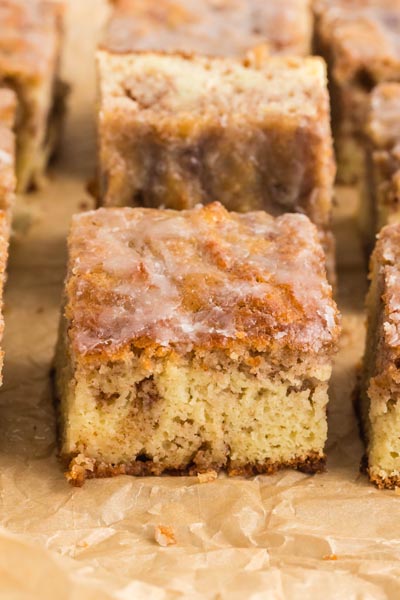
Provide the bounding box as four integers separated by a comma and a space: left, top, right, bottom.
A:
67, 203, 340, 355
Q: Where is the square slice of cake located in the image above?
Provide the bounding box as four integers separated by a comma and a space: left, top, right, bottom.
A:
314, 0, 400, 183
361, 83, 400, 253
103, 0, 313, 57
360, 223, 400, 488
97, 51, 336, 273
0, 0, 65, 192
55, 202, 340, 485
0, 88, 16, 224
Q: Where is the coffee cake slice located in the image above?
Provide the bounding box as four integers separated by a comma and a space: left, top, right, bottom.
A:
97, 51, 336, 274
55, 202, 340, 485
360, 223, 400, 488
103, 0, 313, 57
314, 0, 400, 183
361, 83, 400, 252
0, 0, 65, 191
0, 88, 16, 224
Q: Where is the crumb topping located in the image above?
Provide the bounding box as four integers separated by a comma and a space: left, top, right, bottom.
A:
98, 51, 326, 120
66, 203, 339, 357
197, 470, 218, 483
154, 525, 176, 547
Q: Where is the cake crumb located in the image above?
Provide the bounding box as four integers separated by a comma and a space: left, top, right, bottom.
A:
197, 470, 218, 484
66, 454, 95, 487
322, 554, 338, 561
154, 525, 176, 547
394, 486, 400, 495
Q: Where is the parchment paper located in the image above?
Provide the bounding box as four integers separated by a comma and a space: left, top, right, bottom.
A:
0, 2, 398, 598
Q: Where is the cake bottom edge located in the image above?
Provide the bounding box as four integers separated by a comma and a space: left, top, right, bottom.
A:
366, 463, 400, 490
355, 374, 400, 491
63, 451, 327, 487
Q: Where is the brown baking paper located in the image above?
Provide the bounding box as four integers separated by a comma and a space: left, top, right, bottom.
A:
1, 2, 399, 598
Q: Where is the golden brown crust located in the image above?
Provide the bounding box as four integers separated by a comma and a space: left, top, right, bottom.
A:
103, 0, 312, 58
356, 446, 399, 490
368, 470, 400, 489
64, 450, 326, 487
65, 203, 340, 359
361, 449, 400, 490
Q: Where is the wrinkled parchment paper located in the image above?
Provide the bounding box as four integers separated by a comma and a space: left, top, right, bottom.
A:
1, 2, 399, 598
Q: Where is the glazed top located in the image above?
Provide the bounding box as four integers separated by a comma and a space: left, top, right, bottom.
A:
103, 0, 312, 57
66, 203, 340, 357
